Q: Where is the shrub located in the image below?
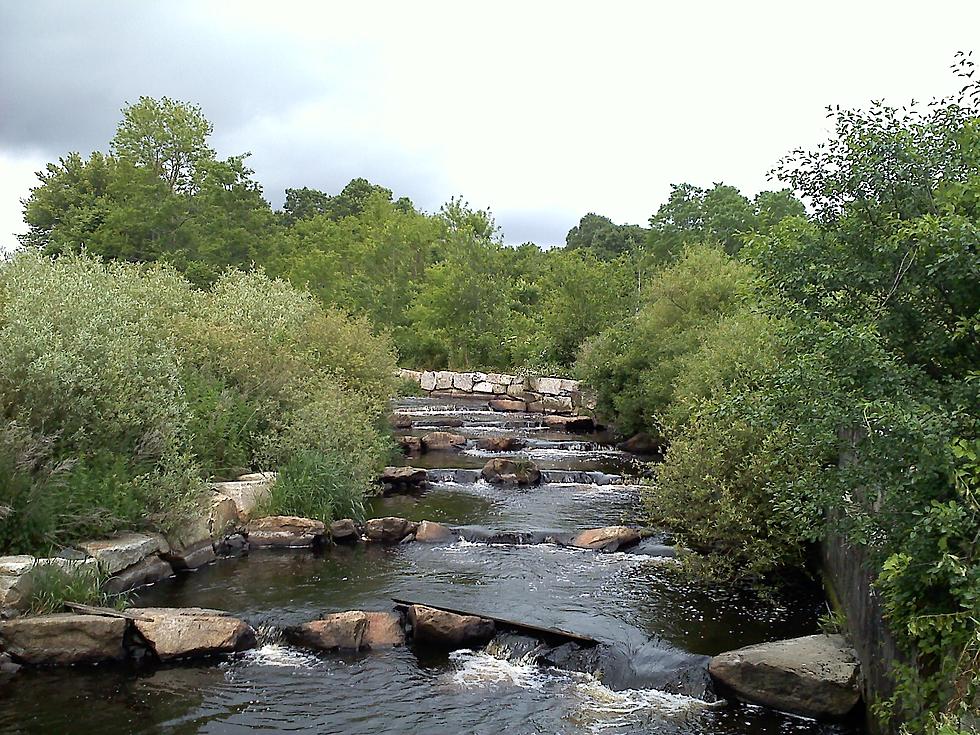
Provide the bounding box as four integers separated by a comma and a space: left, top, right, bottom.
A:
0, 252, 397, 553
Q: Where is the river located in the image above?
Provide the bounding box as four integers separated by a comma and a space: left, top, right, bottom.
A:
0, 395, 863, 734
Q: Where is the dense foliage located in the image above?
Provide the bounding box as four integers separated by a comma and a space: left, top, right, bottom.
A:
579, 60, 979, 732
0, 253, 396, 552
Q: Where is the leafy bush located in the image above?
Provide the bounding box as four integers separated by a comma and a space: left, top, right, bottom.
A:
577, 244, 758, 436
0, 252, 396, 552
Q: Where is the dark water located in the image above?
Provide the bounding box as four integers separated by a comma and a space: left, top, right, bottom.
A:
0, 396, 863, 735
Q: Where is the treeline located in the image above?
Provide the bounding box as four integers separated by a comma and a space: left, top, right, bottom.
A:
19, 96, 804, 372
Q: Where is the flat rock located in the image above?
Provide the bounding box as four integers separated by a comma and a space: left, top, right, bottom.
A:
329, 518, 359, 543
420, 371, 437, 391
434, 371, 454, 390
286, 611, 368, 651
362, 611, 405, 647
571, 526, 641, 552
246, 516, 325, 548
415, 520, 452, 543
488, 398, 527, 413
543, 415, 595, 433
380, 466, 428, 489
421, 431, 467, 450
528, 396, 573, 414
364, 517, 418, 544
481, 458, 541, 486
476, 436, 523, 452
708, 634, 861, 719
0, 613, 126, 665
408, 604, 495, 649
104, 555, 174, 594
75, 532, 169, 575
452, 372, 475, 392
134, 607, 256, 661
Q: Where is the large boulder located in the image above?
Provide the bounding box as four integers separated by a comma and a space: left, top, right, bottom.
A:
362, 611, 406, 648
452, 372, 475, 392
104, 555, 174, 594
286, 611, 367, 650
488, 398, 527, 413
407, 604, 495, 649
434, 371, 454, 390
481, 458, 541, 486
287, 610, 405, 651
415, 520, 453, 544
0, 556, 36, 611
329, 518, 359, 544
212, 472, 276, 522
420, 371, 437, 391
163, 517, 217, 570
364, 517, 418, 544
134, 607, 256, 661
246, 516, 325, 548
379, 466, 428, 493
570, 526, 641, 552
708, 634, 861, 719
0, 613, 126, 665
75, 532, 169, 575
421, 431, 467, 450
543, 415, 595, 433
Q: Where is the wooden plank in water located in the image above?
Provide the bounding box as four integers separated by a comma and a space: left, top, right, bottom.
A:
391, 597, 599, 646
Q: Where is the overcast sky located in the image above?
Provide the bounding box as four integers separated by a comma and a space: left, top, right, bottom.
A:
1, 1, 978, 248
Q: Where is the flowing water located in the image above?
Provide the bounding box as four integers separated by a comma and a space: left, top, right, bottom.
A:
0, 396, 864, 735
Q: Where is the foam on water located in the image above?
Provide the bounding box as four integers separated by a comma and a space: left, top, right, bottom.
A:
236, 643, 323, 669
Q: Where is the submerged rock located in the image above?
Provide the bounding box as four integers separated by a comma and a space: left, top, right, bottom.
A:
570, 526, 641, 552
134, 607, 256, 661
104, 555, 174, 594
414, 520, 453, 543
708, 634, 861, 719
421, 431, 467, 450
618, 432, 665, 455
407, 604, 495, 649
246, 516, 326, 548
542, 415, 595, 433
480, 458, 542, 486
0, 613, 126, 665
364, 517, 418, 544
388, 414, 413, 429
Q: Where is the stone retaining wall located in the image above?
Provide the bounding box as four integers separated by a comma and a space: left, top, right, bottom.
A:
398, 369, 595, 414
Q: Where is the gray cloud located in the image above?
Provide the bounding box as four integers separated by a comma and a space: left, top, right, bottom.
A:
0, 1, 332, 155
